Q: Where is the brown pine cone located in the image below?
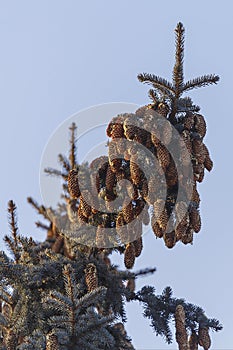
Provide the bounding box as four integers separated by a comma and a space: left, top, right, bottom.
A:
153, 199, 166, 218
157, 208, 169, 230
85, 263, 98, 292
52, 235, 64, 253
181, 227, 194, 245
122, 200, 134, 224
151, 215, 163, 238
175, 305, 188, 350
106, 164, 116, 192
46, 331, 59, 350
68, 169, 80, 199
194, 114, 207, 138
183, 112, 195, 130
191, 183, 201, 205
166, 159, 178, 187
163, 231, 176, 248
133, 237, 143, 257
126, 278, 135, 293
80, 192, 92, 217
130, 158, 144, 186
124, 243, 136, 269
198, 327, 211, 350
157, 102, 169, 117
188, 331, 198, 350
157, 143, 170, 170
189, 207, 201, 233
5, 329, 17, 350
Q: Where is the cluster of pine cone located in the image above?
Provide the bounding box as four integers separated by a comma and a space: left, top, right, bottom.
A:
175, 304, 211, 350
67, 103, 213, 269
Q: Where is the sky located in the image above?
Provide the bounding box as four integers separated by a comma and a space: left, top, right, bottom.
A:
0, 1, 232, 348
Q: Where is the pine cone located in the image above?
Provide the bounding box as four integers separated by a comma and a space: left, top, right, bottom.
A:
85, 263, 98, 292
52, 235, 64, 253
166, 160, 178, 187
188, 331, 198, 350
151, 215, 163, 238
133, 237, 143, 257
5, 329, 17, 350
68, 169, 80, 199
80, 192, 92, 217
106, 164, 116, 192
181, 227, 194, 245
130, 158, 144, 186
175, 305, 188, 350
153, 199, 166, 218
157, 143, 170, 170
124, 243, 136, 269
194, 114, 207, 138
191, 183, 201, 205
183, 112, 195, 130
77, 205, 89, 223
46, 331, 59, 350
198, 327, 211, 350
126, 278, 135, 293
157, 102, 169, 117
157, 208, 169, 230
189, 207, 201, 233
163, 231, 176, 248
122, 200, 134, 224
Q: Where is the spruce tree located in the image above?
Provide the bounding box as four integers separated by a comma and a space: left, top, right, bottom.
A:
0, 23, 222, 349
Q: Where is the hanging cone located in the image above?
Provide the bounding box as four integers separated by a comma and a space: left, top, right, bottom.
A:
151, 214, 163, 238
203, 144, 213, 171
153, 199, 166, 218
122, 200, 134, 224
5, 329, 17, 350
85, 263, 98, 292
141, 178, 149, 198
175, 201, 188, 222
180, 130, 193, 154
156, 143, 170, 170
126, 278, 135, 293
166, 159, 178, 187
175, 304, 188, 350
191, 183, 201, 205
181, 226, 194, 245
77, 205, 89, 224
52, 235, 64, 253
133, 237, 143, 257
188, 331, 198, 350
193, 163, 205, 182
130, 157, 144, 186
105, 164, 116, 192
163, 231, 176, 248
194, 114, 207, 138
198, 327, 211, 350
189, 207, 201, 233
183, 112, 195, 130
157, 208, 169, 230
157, 102, 169, 117
46, 331, 59, 350
68, 169, 80, 199
80, 192, 92, 217
124, 243, 136, 269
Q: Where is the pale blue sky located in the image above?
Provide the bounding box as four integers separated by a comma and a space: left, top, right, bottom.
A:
0, 1, 232, 348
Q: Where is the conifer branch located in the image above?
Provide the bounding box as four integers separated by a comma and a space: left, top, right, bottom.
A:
173, 22, 185, 96
6, 200, 20, 263
27, 197, 50, 221
182, 74, 220, 93
44, 167, 67, 179
58, 154, 71, 173
138, 73, 175, 99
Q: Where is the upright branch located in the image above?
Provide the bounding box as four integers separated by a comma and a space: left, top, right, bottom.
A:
5, 200, 20, 263
173, 22, 185, 98
137, 22, 219, 119
69, 122, 77, 169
